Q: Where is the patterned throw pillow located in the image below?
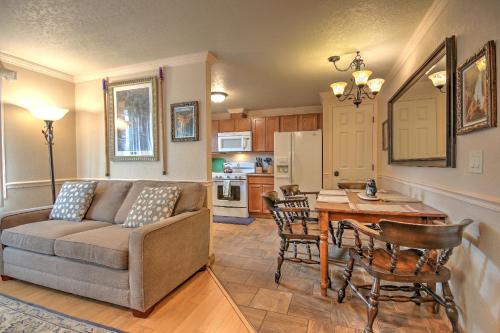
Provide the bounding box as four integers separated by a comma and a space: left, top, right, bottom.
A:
50, 181, 97, 222
123, 186, 182, 228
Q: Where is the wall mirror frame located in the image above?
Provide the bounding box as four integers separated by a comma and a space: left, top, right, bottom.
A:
388, 36, 457, 167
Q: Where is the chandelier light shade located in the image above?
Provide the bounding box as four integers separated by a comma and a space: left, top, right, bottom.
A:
330, 82, 348, 97
428, 71, 447, 90
367, 78, 385, 94
327, 51, 384, 107
352, 70, 372, 86
211, 91, 228, 103
29, 106, 69, 121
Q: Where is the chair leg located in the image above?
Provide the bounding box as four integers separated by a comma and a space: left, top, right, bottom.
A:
275, 238, 286, 283
364, 277, 380, 333
328, 221, 336, 246
413, 283, 422, 306
336, 223, 345, 248
337, 257, 354, 303
442, 282, 460, 333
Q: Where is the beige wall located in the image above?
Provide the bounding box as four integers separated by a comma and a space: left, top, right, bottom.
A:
1, 64, 76, 212
376, 0, 499, 332
75, 62, 212, 182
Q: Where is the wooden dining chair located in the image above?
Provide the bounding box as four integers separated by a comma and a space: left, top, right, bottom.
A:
279, 184, 336, 244
262, 191, 331, 287
337, 218, 473, 333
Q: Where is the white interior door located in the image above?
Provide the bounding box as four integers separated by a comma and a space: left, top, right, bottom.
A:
331, 104, 374, 188
393, 98, 440, 159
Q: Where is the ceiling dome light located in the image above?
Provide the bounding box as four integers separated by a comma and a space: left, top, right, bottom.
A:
352, 70, 372, 87
367, 78, 385, 95
211, 92, 228, 103
428, 71, 446, 90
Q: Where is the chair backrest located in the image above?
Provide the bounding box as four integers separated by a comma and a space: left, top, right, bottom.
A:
262, 191, 280, 211
378, 219, 474, 250
280, 184, 301, 197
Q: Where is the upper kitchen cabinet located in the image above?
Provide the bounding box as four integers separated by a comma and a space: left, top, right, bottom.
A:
280, 115, 299, 132
251, 117, 266, 151
212, 120, 219, 152
265, 116, 280, 151
235, 118, 251, 131
218, 119, 235, 132
298, 113, 319, 131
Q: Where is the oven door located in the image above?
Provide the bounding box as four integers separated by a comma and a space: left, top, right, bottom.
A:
212, 180, 247, 208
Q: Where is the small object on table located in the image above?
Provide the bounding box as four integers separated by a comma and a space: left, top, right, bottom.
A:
357, 192, 380, 201
365, 178, 377, 197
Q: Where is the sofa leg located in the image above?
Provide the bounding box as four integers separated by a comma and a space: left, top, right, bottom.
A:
132, 305, 155, 318
1, 275, 14, 281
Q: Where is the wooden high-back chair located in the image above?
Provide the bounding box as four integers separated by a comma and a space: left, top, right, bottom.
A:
337, 218, 473, 333
262, 191, 330, 288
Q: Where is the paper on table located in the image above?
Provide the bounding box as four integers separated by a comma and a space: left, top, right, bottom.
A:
356, 204, 414, 212
377, 193, 421, 203
319, 189, 346, 196
317, 195, 349, 204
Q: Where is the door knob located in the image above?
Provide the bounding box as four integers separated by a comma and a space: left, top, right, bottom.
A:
334, 171, 340, 177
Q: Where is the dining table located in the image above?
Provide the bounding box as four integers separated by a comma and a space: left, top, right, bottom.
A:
314, 189, 448, 297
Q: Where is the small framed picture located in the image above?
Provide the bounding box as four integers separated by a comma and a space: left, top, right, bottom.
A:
382, 120, 388, 151
457, 40, 497, 134
170, 101, 199, 142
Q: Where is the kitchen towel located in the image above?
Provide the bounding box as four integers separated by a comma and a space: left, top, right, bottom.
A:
223, 180, 232, 197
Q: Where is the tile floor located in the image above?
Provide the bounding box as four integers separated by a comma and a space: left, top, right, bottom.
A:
212, 218, 452, 333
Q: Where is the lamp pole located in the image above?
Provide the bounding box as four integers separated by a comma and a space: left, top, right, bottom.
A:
42, 120, 56, 203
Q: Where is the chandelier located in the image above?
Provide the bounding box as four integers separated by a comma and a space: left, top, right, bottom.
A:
328, 51, 384, 107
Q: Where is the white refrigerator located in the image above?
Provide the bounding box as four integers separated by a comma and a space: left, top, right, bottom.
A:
274, 130, 322, 201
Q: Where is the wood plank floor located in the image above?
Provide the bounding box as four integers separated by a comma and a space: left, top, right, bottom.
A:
212, 218, 452, 333
0, 270, 250, 333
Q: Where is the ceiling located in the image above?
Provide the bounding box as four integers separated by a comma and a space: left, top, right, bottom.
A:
0, 0, 433, 112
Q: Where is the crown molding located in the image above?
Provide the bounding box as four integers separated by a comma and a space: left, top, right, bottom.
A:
0, 51, 74, 82
386, 0, 450, 82
74, 51, 217, 83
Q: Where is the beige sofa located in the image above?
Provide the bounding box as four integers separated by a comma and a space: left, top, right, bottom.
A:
0, 180, 210, 317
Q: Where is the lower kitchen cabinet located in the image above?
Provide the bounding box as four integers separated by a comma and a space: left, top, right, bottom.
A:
248, 175, 274, 217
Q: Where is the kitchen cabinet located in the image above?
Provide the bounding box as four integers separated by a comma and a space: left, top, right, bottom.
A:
248, 175, 274, 216
235, 118, 251, 131
265, 116, 280, 151
298, 113, 319, 131
211, 120, 219, 152
280, 115, 298, 132
218, 119, 235, 132
251, 117, 266, 152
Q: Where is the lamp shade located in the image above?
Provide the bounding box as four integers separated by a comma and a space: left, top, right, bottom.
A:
29, 106, 69, 121
367, 78, 385, 94
330, 82, 347, 97
211, 91, 228, 103
352, 70, 372, 86
428, 71, 446, 89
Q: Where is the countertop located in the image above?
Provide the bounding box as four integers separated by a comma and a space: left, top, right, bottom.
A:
247, 173, 274, 177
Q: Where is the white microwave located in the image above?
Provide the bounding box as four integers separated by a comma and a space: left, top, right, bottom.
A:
217, 131, 252, 152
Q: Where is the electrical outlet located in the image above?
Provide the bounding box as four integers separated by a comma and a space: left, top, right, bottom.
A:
468, 150, 483, 174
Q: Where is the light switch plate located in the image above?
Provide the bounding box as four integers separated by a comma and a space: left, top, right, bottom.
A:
468, 150, 483, 174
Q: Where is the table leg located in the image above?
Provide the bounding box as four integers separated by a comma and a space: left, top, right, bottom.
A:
319, 211, 329, 296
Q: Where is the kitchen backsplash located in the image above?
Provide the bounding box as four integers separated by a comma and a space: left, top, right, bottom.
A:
214, 152, 273, 164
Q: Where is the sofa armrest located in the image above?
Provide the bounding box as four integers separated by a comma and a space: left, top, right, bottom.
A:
0, 206, 53, 231
128, 208, 210, 311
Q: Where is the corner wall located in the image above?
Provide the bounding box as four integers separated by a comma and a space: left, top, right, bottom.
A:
0, 64, 77, 212
376, 0, 499, 331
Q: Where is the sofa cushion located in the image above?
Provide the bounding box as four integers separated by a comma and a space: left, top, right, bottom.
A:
85, 181, 133, 223
50, 181, 97, 221
123, 186, 181, 228
54, 225, 132, 270
114, 181, 206, 223
0, 220, 112, 255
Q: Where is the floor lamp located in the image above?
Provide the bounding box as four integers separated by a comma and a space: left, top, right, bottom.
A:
29, 107, 68, 203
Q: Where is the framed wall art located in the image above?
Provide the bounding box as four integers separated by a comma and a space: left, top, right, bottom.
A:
382, 120, 388, 151
457, 40, 497, 134
170, 101, 199, 142
107, 76, 159, 161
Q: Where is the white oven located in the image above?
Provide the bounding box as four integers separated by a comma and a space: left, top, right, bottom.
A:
217, 131, 252, 152
212, 177, 248, 217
